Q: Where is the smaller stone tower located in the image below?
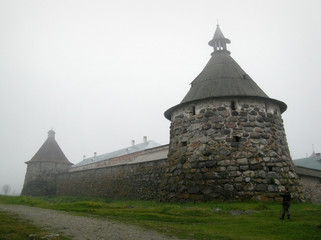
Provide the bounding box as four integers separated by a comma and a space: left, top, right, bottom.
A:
21, 130, 72, 196
161, 25, 303, 202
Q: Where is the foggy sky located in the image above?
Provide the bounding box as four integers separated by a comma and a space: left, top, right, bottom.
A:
1, 0, 321, 195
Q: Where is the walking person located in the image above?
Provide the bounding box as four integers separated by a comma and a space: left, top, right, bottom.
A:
279, 187, 291, 220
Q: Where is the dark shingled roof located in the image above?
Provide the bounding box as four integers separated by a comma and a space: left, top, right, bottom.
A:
181, 52, 269, 102
164, 25, 287, 120
26, 130, 72, 165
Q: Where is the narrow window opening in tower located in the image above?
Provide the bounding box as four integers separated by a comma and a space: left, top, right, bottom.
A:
192, 106, 196, 115
233, 136, 241, 142
181, 141, 187, 147
265, 103, 268, 113
231, 101, 236, 110
268, 166, 273, 172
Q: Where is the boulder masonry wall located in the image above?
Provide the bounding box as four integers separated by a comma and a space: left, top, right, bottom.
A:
160, 98, 304, 202
56, 159, 167, 199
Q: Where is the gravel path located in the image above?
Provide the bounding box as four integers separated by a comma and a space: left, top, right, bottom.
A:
0, 204, 179, 240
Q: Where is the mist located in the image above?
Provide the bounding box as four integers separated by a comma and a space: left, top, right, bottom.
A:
1, 0, 321, 194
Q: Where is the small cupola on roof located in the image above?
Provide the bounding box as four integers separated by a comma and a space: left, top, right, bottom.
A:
164, 25, 287, 120
48, 129, 55, 139
208, 24, 231, 53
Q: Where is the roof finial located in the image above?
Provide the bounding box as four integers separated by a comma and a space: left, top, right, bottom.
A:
217, 19, 219, 26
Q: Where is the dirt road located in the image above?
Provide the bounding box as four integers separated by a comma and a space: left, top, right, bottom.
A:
0, 204, 179, 240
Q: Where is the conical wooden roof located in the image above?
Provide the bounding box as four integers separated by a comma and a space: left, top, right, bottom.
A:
181, 51, 269, 103
26, 130, 72, 164
164, 25, 286, 120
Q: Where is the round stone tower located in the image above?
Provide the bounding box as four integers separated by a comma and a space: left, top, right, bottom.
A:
21, 130, 73, 196
161, 25, 303, 202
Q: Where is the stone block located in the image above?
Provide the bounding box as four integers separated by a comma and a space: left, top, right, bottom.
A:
250, 158, 262, 165
267, 172, 278, 179
226, 123, 237, 128
249, 110, 257, 116
251, 195, 270, 202
258, 170, 267, 178
255, 122, 265, 128
219, 149, 231, 156
228, 117, 238, 122
221, 129, 231, 135
242, 104, 249, 108
273, 179, 281, 185
204, 161, 217, 167
256, 184, 267, 191
249, 164, 263, 170
227, 166, 238, 171
218, 160, 230, 166
269, 151, 278, 157
204, 111, 214, 117
243, 171, 255, 177
219, 110, 229, 117
188, 185, 200, 194
288, 171, 297, 179
214, 167, 226, 172
244, 127, 254, 132
229, 171, 241, 177
236, 158, 248, 165
235, 176, 244, 182
202, 188, 213, 194
231, 111, 239, 116
250, 139, 260, 144
242, 122, 255, 127
244, 182, 254, 191
239, 165, 249, 171
250, 132, 261, 139
242, 133, 249, 138
224, 184, 234, 191
202, 123, 212, 130
268, 185, 278, 192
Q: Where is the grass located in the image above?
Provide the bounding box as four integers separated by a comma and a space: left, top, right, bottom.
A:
0, 195, 320, 240
0, 210, 69, 240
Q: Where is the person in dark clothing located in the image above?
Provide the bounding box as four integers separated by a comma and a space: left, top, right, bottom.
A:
279, 187, 291, 220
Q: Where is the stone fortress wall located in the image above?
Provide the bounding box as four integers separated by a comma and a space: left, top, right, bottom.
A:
56, 159, 167, 199
56, 145, 169, 199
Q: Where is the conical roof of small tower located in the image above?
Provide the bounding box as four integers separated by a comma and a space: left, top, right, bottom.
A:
26, 130, 72, 164
164, 25, 287, 120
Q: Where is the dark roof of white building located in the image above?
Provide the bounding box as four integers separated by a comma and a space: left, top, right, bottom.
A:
73, 139, 161, 167
293, 152, 321, 171
26, 130, 72, 165
164, 25, 287, 120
